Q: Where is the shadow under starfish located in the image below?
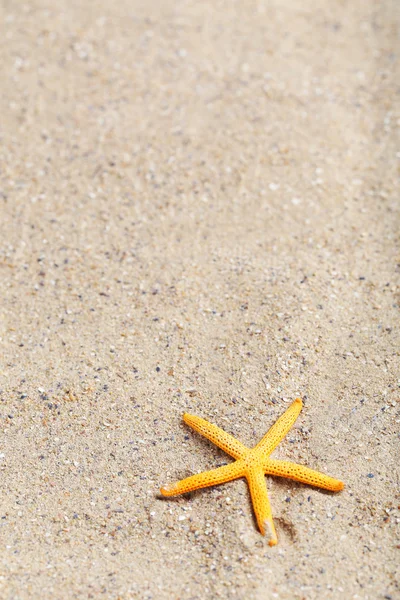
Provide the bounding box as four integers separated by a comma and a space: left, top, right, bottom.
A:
160, 398, 344, 546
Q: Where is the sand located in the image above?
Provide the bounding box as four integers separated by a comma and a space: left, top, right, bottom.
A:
0, 0, 399, 598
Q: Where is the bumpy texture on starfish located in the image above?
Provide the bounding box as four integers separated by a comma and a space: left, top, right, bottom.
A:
161, 398, 344, 545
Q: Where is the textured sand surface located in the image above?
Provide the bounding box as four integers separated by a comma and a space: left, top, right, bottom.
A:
0, 1, 399, 598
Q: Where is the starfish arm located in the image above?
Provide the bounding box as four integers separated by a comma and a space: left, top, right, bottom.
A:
246, 468, 278, 546
160, 460, 245, 497
256, 398, 303, 456
183, 413, 249, 460
265, 459, 344, 492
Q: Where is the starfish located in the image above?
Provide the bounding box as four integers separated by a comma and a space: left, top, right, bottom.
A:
161, 398, 344, 545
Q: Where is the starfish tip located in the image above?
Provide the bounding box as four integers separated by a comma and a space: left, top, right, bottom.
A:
160, 485, 176, 497
268, 537, 278, 547
262, 520, 278, 546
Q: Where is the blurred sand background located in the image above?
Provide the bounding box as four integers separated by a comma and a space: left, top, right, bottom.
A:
0, 1, 399, 598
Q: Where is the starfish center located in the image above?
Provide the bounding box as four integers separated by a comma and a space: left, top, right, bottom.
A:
243, 449, 265, 470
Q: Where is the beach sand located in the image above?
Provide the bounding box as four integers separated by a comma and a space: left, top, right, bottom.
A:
0, 1, 399, 598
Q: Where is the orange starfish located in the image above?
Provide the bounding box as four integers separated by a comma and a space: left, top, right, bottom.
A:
161, 398, 344, 545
